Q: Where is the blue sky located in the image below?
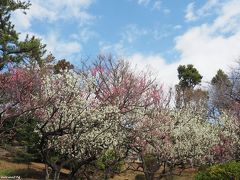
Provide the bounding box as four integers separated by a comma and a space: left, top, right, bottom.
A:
12, 0, 240, 86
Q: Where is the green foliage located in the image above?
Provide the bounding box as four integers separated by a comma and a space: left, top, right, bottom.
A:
210, 69, 232, 111
141, 153, 160, 180
46, 149, 65, 165
15, 118, 40, 148
13, 117, 41, 160
195, 171, 212, 180
135, 174, 146, 180
0, 169, 15, 176
195, 161, 240, 180
96, 149, 123, 173
1, 117, 41, 162
211, 69, 231, 86
177, 64, 202, 88
0, 0, 47, 70
54, 59, 74, 74
0, 118, 17, 144
19, 35, 47, 67
143, 154, 159, 173
13, 149, 35, 164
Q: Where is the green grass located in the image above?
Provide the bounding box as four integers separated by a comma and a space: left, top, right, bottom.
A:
0, 169, 15, 176
0, 168, 44, 179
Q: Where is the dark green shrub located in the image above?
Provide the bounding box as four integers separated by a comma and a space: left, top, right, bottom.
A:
96, 149, 124, 179
195, 171, 213, 180
195, 161, 240, 180
13, 149, 35, 164
135, 174, 146, 180
143, 154, 159, 173
14, 117, 41, 161
141, 154, 160, 180
96, 149, 123, 172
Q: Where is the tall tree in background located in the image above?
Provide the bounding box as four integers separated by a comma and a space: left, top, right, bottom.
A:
175, 64, 204, 108
210, 69, 232, 112
53, 59, 74, 74
0, 0, 47, 70
211, 69, 230, 85
177, 64, 202, 89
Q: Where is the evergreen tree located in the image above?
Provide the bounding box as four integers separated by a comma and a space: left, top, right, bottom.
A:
54, 59, 74, 74
210, 69, 232, 111
211, 69, 231, 86
177, 64, 202, 89
176, 64, 204, 108
0, 0, 47, 70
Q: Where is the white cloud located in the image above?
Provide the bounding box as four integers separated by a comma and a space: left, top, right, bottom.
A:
99, 40, 126, 56
70, 28, 98, 43
198, 0, 220, 15
153, 1, 161, 10
175, 26, 240, 84
11, 0, 94, 62
212, 0, 240, 33
153, 28, 170, 40
12, 0, 95, 31
99, 23, 176, 56
12, 2, 56, 31
185, 2, 196, 22
122, 24, 148, 43
185, 0, 222, 22
163, 8, 171, 15
127, 53, 178, 87
44, 32, 82, 58
128, 0, 240, 87
134, 0, 170, 14
19, 31, 82, 61
99, 24, 149, 55
174, 25, 182, 30
137, 0, 151, 6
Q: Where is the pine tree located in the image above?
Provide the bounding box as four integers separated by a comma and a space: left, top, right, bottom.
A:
54, 59, 74, 74
177, 64, 202, 89
211, 69, 231, 86
175, 64, 204, 108
0, 0, 47, 70
210, 69, 232, 111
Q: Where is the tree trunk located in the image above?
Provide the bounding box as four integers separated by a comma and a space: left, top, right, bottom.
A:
141, 156, 154, 180
68, 169, 78, 180
45, 164, 50, 180
53, 169, 60, 180
104, 169, 108, 180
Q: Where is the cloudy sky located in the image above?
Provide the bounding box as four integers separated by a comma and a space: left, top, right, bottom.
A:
12, 0, 240, 87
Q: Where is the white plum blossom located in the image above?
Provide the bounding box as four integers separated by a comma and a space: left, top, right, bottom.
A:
33, 70, 126, 178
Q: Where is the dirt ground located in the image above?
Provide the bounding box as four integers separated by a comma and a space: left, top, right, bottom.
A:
0, 147, 196, 180
110, 169, 196, 180
0, 160, 196, 180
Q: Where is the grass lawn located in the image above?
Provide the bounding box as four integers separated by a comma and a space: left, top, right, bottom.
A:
110, 169, 196, 180
0, 159, 68, 179
0, 159, 196, 179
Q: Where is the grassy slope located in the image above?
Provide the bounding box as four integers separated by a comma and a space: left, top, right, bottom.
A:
0, 159, 70, 179
0, 159, 196, 180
